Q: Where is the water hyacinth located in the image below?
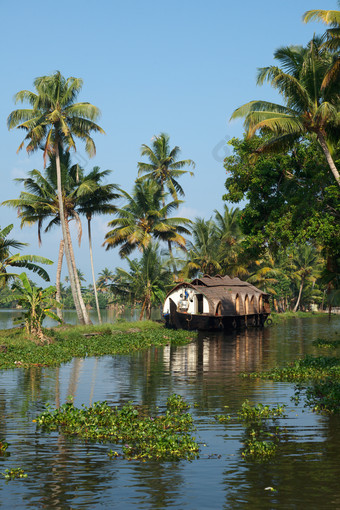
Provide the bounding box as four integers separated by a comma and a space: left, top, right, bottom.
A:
34, 395, 199, 461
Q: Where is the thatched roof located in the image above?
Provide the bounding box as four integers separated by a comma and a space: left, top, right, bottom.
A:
166, 275, 269, 316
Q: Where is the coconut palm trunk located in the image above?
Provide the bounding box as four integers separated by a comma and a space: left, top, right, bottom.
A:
55, 144, 87, 324
317, 132, 340, 187
64, 214, 91, 324
56, 239, 64, 322
293, 278, 304, 312
87, 214, 102, 324
160, 191, 177, 275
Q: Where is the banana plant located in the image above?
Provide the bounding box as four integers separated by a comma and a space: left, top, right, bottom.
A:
3, 273, 62, 340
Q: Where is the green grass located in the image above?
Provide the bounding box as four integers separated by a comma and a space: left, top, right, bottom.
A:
0, 321, 197, 370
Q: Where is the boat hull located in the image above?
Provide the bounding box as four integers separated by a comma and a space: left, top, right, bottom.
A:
164, 307, 270, 331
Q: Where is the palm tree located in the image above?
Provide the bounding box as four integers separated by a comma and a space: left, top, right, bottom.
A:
104, 180, 191, 258
230, 38, 340, 187
304, 7, 340, 52
304, 7, 340, 88
213, 206, 246, 275
182, 218, 222, 277
3, 151, 91, 321
247, 252, 281, 296
288, 244, 323, 312
112, 244, 172, 320
0, 224, 52, 288
7, 72, 104, 324
137, 133, 195, 269
97, 268, 115, 291
77, 167, 119, 324
137, 133, 195, 201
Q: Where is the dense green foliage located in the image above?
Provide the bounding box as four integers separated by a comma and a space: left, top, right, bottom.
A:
224, 136, 340, 255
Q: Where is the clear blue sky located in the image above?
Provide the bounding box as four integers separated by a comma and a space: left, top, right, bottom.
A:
0, 0, 336, 284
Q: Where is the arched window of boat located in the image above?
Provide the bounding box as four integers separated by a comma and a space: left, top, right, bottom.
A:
258, 295, 263, 312
235, 294, 240, 314
215, 302, 222, 316
244, 295, 249, 315
250, 295, 255, 314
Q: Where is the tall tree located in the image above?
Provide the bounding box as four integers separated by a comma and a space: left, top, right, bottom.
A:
230, 38, 340, 187
104, 180, 191, 258
7, 72, 104, 324
182, 218, 222, 277
137, 133, 195, 201
77, 167, 119, 323
223, 135, 340, 258
112, 244, 172, 320
213, 206, 246, 275
3, 151, 94, 321
288, 244, 323, 312
304, 7, 340, 87
137, 133, 195, 269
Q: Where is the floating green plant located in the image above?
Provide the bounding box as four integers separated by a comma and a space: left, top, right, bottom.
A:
238, 400, 287, 422
294, 379, 340, 414
0, 441, 9, 456
215, 400, 287, 462
35, 394, 199, 461
1, 468, 27, 480
312, 338, 340, 349
214, 414, 231, 423
241, 355, 340, 382
241, 430, 277, 460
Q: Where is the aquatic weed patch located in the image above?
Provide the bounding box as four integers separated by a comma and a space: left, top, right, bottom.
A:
241, 354, 340, 414
241, 430, 278, 460
312, 338, 340, 349
294, 379, 340, 414
242, 355, 340, 382
0, 441, 9, 456
1, 468, 27, 480
238, 400, 286, 422
0, 322, 196, 369
215, 400, 288, 462
35, 394, 199, 461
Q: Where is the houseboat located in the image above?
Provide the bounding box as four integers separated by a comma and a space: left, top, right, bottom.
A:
163, 274, 271, 331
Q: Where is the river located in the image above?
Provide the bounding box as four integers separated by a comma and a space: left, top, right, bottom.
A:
0, 314, 339, 509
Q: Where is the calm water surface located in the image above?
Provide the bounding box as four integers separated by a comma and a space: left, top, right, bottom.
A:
0, 314, 340, 509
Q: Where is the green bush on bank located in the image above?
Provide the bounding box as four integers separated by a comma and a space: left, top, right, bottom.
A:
0, 321, 196, 369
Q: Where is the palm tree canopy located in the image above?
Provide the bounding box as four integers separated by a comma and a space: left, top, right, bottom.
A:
230, 38, 340, 186
3, 152, 118, 245
137, 133, 195, 200
76, 166, 120, 220
303, 9, 340, 28
183, 218, 222, 277
104, 180, 192, 257
0, 224, 53, 284
7, 71, 105, 161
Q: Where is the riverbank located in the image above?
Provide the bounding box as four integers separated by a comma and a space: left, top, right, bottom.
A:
269, 311, 329, 324
0, 312, 335, 370
0, 321, 196, 370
